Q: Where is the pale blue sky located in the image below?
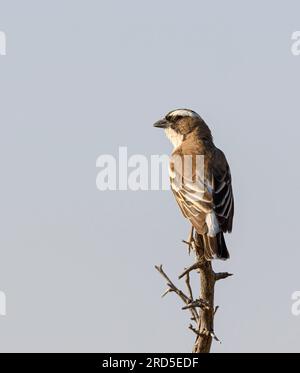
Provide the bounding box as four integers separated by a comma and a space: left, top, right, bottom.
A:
0, 0, 300, 352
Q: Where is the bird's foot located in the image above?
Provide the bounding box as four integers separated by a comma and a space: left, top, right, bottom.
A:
182, 227, 195, 255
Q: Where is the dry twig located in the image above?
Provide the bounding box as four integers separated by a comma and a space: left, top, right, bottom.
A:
155, 265, 199, 322
155, 230, 233, 353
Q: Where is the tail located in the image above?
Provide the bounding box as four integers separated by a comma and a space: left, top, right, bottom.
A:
200, 232, 230, 260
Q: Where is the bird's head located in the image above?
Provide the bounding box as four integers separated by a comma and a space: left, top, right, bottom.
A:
153, 109, 212, 148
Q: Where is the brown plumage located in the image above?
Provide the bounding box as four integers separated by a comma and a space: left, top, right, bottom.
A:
154, 109, 234, 260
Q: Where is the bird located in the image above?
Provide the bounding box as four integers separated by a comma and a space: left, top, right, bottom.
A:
153, 109, 234, 260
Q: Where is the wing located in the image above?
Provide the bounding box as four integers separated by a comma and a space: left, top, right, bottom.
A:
170, 148, 234, 234
211, 148, 234, 233
170, 152, 212, 235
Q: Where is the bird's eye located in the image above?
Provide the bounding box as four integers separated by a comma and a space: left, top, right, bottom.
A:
166, 114, 183, 123
173, 115, 183, 122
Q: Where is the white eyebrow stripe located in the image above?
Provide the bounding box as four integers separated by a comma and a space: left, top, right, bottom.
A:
167, 109, 201, 119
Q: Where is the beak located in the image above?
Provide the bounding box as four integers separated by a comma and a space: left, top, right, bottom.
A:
153, 118, 171, 129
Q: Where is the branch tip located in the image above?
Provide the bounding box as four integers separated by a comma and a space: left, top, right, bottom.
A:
215, 272, 233, 281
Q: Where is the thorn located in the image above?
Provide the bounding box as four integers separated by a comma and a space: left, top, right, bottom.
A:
161, 288, 172, 298
215, 272, 233, 281
210, 331, 222, 344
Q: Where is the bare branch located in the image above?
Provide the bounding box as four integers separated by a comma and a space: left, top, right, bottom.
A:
155, 264, 199, 322
185, 271, 193, 301
215, 272, 233, 281
178, 261, 204, 280
161, 288, 172, 298
189, 324, 202, 337
155, 229, 233, 353
182, 299, 211, 311
155, 265, 190, 303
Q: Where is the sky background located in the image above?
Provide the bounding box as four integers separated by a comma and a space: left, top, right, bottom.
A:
0, 0, 300, 352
